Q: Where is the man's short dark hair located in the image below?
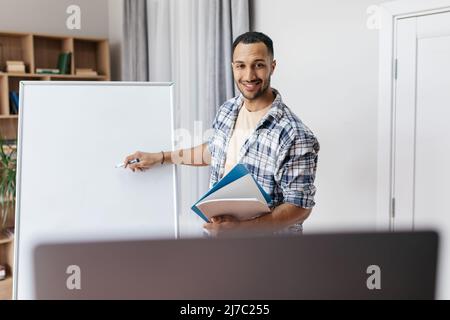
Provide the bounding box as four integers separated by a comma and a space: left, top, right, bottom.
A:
232, 32, 274, 59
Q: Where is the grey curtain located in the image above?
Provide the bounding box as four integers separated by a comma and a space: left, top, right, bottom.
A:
123, 0, 249, 91
123, 0, 149, 81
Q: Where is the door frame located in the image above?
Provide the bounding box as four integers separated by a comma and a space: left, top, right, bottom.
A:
377, 0, 450, 230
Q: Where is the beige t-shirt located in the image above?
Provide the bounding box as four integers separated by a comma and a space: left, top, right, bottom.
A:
223, 103, 272, 175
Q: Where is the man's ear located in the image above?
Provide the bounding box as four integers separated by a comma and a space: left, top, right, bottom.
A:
271, 59, 277, 75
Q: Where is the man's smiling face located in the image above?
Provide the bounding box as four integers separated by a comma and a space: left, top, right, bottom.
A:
232, 42, 276, 101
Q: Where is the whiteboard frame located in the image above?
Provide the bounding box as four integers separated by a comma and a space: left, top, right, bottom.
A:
12, 81, 178, 299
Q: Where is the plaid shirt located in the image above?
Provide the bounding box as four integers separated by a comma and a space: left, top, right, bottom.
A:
208, 89, 319, 230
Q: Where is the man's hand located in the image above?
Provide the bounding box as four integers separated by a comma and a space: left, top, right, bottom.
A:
123, 151, 163, 172
203, 215, 240, 237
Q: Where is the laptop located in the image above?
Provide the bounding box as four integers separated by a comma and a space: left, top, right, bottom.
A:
25, 231, 438, 299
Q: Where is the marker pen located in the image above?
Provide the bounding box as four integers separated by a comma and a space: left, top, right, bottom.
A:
116, 158, 140, 168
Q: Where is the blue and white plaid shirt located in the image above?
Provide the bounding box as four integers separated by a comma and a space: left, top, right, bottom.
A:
207, 89, 319, 230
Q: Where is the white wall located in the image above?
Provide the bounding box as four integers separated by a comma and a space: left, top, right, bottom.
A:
0, 0, 108, 37
252, 0, 385, 232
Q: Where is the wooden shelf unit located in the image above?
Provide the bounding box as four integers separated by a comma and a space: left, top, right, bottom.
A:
0, 276, 12, 300
0, 234, 14, 300
0, 31, 111, 140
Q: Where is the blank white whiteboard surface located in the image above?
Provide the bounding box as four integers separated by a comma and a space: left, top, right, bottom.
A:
14, 82, 177, 299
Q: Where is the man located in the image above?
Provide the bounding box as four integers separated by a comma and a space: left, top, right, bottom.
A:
124, 32, 319, 237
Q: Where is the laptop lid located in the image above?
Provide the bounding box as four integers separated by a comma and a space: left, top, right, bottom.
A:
25, 231, 438, 299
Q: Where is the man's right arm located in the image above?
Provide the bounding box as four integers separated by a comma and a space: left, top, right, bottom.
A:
124, 143, 211, 172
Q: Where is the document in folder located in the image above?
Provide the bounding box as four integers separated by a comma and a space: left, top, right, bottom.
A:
191, 164, 272, 222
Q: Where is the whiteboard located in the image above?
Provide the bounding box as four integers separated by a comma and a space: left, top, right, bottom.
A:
14, 82, 177, 299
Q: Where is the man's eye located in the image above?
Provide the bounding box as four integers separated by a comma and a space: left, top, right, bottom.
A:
256, 63, 265, 68
235, 64, 244, 69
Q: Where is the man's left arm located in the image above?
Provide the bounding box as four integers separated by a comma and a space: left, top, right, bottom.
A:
204, 203, 311, 236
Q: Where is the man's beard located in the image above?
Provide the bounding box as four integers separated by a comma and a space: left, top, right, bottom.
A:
238, 78, 271, 101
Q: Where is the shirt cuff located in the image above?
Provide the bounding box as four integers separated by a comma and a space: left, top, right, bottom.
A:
282, 190, 316, 209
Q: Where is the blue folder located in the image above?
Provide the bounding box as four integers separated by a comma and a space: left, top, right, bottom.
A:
191, 164, 272, 222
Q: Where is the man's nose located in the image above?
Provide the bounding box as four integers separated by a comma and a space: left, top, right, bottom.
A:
244, 67, 257, 81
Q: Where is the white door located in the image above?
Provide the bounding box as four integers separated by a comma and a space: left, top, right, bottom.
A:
393, 10, 450, 299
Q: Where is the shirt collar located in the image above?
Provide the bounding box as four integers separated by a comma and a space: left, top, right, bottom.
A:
233, 88, 284, 124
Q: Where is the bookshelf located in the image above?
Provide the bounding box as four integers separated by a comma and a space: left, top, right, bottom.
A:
0, 31, 110, 300
0, 31, 111, 140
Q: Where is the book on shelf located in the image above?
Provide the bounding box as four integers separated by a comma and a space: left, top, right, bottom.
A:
6, 60, 26, 73
57, 52, 72, 74
36, 68, 60, 74
6, 66, 25, 73
9, 91, 19, 114
76, 68, 98, 76
6, 60, 24, 65
191, 164, 272, 222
